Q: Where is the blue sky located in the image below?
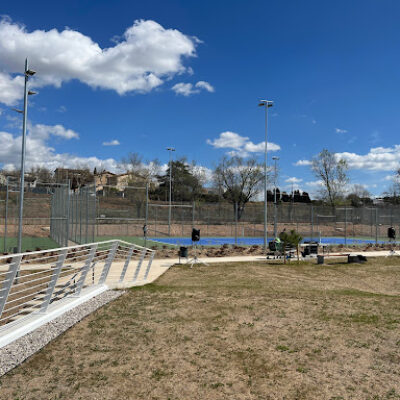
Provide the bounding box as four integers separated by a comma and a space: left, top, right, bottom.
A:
1, 0, 400, 196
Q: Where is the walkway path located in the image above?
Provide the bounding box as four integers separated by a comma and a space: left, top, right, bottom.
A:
110, 250, 396, 289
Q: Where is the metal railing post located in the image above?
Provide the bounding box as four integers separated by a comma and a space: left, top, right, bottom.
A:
99, 241, 118, 284
74, 244, 98, 295
132, 249, 147, 282
143, 251, 155, 281
0, 255, 22, 319
119, 244, 135, 282
40, 249, 68, 313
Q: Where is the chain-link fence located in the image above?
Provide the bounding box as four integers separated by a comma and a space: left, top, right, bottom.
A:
0, 181, 56, 253
50, 185, 96, 246
96, 190, 400, 245
3, 179, 400, 252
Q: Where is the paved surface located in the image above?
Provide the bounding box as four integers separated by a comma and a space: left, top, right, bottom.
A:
108, 250, 398, 288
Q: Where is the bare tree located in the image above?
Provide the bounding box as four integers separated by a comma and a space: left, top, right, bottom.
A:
121, 152, 161, 183
383, 174, 400, 204
213, 156, 264, 220
346, 184, 372, 207
29, 166, 54, 183
311, 149, 349, 207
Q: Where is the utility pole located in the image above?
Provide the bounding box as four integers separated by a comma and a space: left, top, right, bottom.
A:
258, 100, 274, 249
166, 147, 175, 236
272, 156, 279, 238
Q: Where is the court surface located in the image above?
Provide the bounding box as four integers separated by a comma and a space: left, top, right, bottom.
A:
149, 236, 392, 246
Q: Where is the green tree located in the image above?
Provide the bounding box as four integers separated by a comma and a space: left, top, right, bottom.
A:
152, 158, 204, 202
279, 229, 302, 263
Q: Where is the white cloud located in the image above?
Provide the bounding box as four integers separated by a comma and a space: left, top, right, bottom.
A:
0, 18, 198, 105
102, 139, 120, 146
294, 159, 312, 166
0, 72, 24, 105
337, 146, 400, 171
285, 177, 303, 184
195, 81, 214, 92
30, 123, 79, 140
335, 128, 348, 133
207, 131, 280, 157
312, 119, 317, 124
57, 105, 67, 113
384, 174, 395, 181
305, 180, 324, 188
0, 123, 119, 172
172, 80, 214, 96
171, 82, 194, 96
207, 131, 247, 149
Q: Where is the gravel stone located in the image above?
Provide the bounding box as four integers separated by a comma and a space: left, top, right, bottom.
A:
0, 290, 123, 376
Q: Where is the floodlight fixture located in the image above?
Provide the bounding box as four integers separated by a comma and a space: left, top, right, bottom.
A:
28, 90, 37, 95
166, 147, 175, 151
25, 69, 36, 76
12, 108, 23, 114
259, 100, 274, 108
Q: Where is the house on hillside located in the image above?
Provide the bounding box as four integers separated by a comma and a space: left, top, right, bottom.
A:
0, 172, 37, 188
106, 172, 147, 191
94, 170, 116, 191
54, 168, 94, 186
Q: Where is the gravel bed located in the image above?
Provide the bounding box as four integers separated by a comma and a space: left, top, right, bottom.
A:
0, 290, 123, 377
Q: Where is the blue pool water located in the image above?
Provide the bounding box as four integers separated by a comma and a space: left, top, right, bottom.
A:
149, 237, 391, 246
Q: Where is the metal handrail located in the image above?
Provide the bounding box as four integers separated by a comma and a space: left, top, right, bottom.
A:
0, 240, 156, 327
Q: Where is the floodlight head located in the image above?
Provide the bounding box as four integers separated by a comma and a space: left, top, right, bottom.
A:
272, 156, 279, 160
258, 100, 274, 107
26, 69, 36, 76
28, 90, 37, 96
12, 108, 23, 114
166, 147, 175, 151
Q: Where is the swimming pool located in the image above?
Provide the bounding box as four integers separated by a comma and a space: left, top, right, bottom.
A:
149, 236, 391, 246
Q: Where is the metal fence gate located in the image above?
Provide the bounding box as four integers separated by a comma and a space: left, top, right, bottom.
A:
50, 185, 96, 246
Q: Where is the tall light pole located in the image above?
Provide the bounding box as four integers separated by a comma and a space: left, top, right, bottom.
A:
17, 58, 36, 253
272, 156, 279, 238
166, 147, 175, 236
258, 100, 274, 250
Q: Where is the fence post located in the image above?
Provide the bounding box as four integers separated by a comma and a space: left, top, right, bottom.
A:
375, 207, 378, 244
74, 244, 98, 295
192, 201, 195, 230
119, 244, 135, 282
234, 202, 238, 245
4, 177, 9, 252
40, 249, 68, 313
99, 241, 118, 285
133, 249, 147, 282
0, 255, 22, 319
311, 204, 314, 241
66, 182, 70, 247
344, 207, 347, 245
143, 251, 155, 281
145, 183, 149, 247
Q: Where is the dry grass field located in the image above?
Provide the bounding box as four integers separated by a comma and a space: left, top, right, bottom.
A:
1, 257, 400, 399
